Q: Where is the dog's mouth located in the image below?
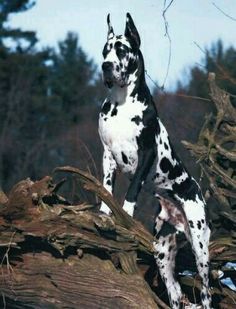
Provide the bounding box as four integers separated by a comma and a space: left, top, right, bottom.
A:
103, 71, 114, 88
103, 73, 127, 89
104, 77, 114, 89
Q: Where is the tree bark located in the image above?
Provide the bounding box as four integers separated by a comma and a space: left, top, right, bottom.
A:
0, 169, 235, 308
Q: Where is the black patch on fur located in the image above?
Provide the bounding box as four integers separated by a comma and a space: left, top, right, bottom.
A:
189, 220, 194, 228
199, 242, 203, 249
197, 221, 202, 230
172, 177, 199, 201
126, 102, 159, 203
130, 51, 153, 103
137, 103, 159, 149
169, 164, 184, 180
131, 115, 142, 125
111, 172, 116, 192
115, 41, 129, 60
114, 41, 122, 49
160, 157, 172, 174
164, 142, 169, 150
111, 102, 118, 116
101, 101, 111, 115
106, 179, 111, 186
166, 138, 205, 201
127, 57, 137, 74
158, 221, 176, 237
102, 43, 109, 58
121, 152, 128, 164
158, 253, 165, 260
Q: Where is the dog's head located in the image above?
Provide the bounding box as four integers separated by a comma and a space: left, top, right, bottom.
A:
102, 13, 141, 88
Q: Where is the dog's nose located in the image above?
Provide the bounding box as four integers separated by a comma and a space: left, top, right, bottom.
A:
102, 61, 113, 72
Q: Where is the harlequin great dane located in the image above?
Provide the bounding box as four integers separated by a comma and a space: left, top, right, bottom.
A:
99, 13, 211, 309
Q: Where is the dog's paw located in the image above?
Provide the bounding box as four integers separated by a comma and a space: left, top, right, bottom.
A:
123, 200, 135, 217
100, 202, 111, 215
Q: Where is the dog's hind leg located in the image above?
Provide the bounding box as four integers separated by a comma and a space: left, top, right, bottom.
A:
190, 223, 211, 308
183, 204, 212, 309
154, 223, 182, 309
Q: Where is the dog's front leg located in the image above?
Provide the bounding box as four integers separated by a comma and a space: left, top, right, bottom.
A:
123, 147, 156, 216
100, 145, 117, 214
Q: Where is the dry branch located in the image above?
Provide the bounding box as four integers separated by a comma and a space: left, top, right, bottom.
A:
182, 73, 236, 219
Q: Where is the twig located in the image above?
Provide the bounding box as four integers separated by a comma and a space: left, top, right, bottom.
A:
1, 232, 16, 274
145, 70, 163, 92
78, 137, 99, 180
173, 93, 211, 102
212, 2, 236, 21
1, 292, 6, 309
194, 41, 236, 86
161, 0, 174, 89
145, 70, 211, 102
194, 41, 206, 54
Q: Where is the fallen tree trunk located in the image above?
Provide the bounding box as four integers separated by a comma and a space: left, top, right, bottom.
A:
0, 168, 235, 308
1, 253, 158, 309
0, 172, 163, 308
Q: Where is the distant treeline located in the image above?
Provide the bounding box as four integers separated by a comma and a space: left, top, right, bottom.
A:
0, 0, 106, 191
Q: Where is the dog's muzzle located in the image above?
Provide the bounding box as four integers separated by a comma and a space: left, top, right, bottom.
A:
102, 61, 114, 88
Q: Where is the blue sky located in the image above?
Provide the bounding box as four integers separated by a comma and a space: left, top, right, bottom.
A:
8, 0, 236, 90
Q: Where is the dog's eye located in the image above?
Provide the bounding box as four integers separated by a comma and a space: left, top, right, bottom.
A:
117, 49, 126, 58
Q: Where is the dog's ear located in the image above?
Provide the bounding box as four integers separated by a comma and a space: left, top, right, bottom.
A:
125, 13, 140, 50
107, 13, 114, 40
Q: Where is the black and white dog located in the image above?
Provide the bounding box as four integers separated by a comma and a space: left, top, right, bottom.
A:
99, 13, 211, 309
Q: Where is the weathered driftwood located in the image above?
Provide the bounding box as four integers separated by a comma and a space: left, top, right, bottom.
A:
0, 173, 164, 308
1, 252, 159, 309
0, 168, 235, 308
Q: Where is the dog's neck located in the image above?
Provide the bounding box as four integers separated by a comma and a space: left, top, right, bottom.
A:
108, 84, 129, 104
108, 50, 147, 105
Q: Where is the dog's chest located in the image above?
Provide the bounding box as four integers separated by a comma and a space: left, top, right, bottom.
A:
99, 98, 145, 173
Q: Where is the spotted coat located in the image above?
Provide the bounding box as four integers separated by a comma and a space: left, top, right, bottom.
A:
99, 13, 212, 309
